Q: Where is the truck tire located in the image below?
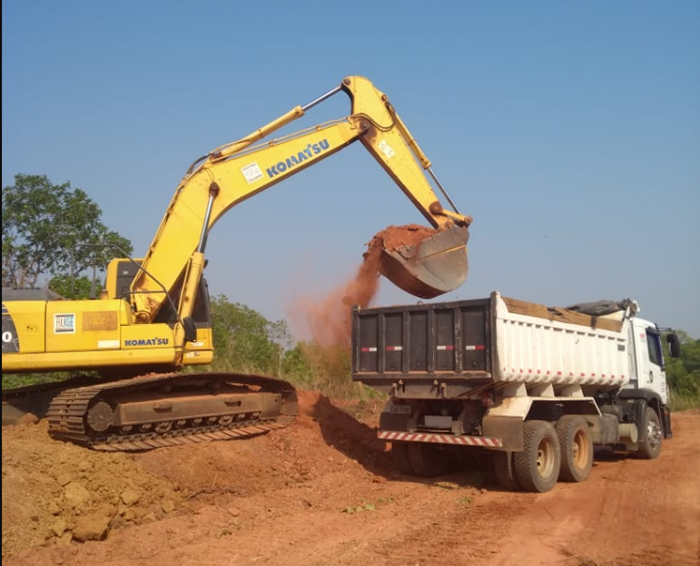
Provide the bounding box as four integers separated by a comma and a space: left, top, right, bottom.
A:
391, 442, 415, 475
637, 407, 663, 460
407, 442, 452, 477
492, 451, 520, 491
556, 416, 593, 482
513, 420, 561, 493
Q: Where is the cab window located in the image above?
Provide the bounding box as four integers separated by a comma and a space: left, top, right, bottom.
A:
646, 329, 663, 368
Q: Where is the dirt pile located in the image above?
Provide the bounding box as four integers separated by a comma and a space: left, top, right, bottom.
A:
366, 223, 436, 252
3, 407, 699, 566
134, 390, 387, 499
2, 391, 390, 563
1, 420, 184, 557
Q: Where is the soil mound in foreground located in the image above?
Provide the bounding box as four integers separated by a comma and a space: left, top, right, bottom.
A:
1, 419, 184, 557
1, 391, 387, 559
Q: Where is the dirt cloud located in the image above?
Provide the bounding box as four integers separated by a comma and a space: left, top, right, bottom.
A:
297, 245, 382, 349
292, 224, 439, 348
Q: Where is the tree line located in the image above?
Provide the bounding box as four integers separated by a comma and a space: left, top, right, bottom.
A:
2, 174, 698, 407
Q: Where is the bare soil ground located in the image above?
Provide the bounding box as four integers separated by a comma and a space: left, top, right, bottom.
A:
3, 393, 699, 566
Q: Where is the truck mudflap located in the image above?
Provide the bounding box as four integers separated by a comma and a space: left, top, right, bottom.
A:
378, 430, 502, 448
46, 372, 297, 451
660, 405, 673, 439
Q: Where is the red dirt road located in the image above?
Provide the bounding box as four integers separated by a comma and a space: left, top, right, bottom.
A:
3, 395, 698, 566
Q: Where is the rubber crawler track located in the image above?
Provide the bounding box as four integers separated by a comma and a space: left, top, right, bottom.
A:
45, 372, 297, 451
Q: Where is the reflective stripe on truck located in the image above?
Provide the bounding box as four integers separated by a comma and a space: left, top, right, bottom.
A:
378, 430, 502, 447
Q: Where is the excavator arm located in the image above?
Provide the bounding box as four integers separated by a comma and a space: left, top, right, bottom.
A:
130, 76, 472, 337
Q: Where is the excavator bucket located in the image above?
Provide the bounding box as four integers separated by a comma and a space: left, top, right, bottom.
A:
371, 221, 469, 299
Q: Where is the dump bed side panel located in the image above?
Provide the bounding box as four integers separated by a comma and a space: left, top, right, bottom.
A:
493, 294, 631, 389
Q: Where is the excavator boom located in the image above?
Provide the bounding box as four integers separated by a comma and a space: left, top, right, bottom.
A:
130, 76, 471, 328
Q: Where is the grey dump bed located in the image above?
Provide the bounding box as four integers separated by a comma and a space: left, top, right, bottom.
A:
352, 297, 493, 397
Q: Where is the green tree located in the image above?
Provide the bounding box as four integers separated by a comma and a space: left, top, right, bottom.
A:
664, 332, 700, 405
2, 174, 132, 292
282, 341, 353, 397
47, 274, 96, 300
209, 295, 290, 375
268, 319, 294, 377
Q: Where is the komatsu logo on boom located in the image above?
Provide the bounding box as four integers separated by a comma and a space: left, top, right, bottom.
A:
266, 139, 330, 178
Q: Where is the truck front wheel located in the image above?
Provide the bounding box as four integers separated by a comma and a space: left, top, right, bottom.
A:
556, 416, 593, 482
513, 420, 561, 493
637, 407, 663, 460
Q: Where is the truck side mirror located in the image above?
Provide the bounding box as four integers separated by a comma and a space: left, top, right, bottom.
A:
666, 333, 681, 359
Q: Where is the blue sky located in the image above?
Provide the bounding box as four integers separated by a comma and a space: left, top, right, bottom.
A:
3, 0, 699, 339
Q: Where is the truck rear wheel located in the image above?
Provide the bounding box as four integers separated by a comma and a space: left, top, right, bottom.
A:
637, 407, 662, 460
408, 443, 452, 477
492, 451, 520, 491
391, 442, 452, 477
391, 442, 415, 475
513, 420, 561, 493
556, 416, 593, 482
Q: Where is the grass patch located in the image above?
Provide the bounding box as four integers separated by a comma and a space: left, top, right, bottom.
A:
669, 390, 700, 412
341, 497, 394, 514
2, 372, 72, 390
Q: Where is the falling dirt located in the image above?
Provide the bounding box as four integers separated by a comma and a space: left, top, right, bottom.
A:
3, 404, 699, 566
294, 224, 439, 349
300, 245, 381, 349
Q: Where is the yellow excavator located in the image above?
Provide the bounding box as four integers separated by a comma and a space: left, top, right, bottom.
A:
1, 76, 471, 451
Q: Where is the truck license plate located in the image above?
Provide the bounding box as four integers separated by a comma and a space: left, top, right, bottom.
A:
390, 405, 412, 415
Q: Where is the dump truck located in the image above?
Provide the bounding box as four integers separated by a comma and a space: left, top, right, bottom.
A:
352, 291, 681, 492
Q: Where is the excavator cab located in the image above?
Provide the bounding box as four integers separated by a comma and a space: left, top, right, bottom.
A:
370, 220, 470, 299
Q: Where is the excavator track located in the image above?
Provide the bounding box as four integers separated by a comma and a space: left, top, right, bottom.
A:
2, 374, 103, 426
46, 372, 297, 451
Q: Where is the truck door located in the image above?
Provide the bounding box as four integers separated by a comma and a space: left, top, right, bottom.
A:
632, 320, 668, 404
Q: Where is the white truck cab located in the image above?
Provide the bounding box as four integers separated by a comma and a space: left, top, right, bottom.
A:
627, 318, 669, 404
